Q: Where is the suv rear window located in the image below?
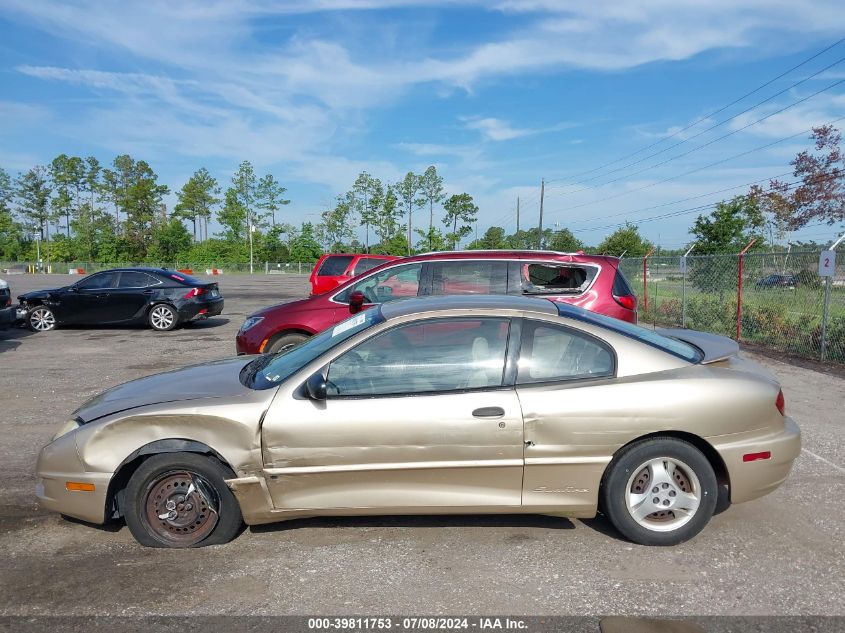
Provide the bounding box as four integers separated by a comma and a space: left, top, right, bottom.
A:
318, 256, 354, 276
522, 263, 595, 294
353, 257, 387, 275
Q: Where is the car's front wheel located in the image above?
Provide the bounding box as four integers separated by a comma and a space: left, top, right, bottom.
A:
267, 332, 308, 353
600, 438, 717, 546
148, 304, 178, 331
124, 452, 244, 548
28, 306, 56, 332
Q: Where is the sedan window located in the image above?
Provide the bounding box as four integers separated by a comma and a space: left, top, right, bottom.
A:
335, 263, 422, 304
327, 317, 510, 397
517, 320, 614, 384
117, 272, 158, 288
76, 272, 116, 290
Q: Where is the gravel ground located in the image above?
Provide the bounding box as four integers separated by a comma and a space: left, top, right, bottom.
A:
0, 274, 843, 618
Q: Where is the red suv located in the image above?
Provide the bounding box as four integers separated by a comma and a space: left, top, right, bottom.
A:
309, 253, 399, 295
236, 250, 637, 354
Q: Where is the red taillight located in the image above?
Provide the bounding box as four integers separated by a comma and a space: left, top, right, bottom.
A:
183, 287, 206, 299
775, 389, 785, 416
613, 294, 637, 311
743, 451, 772, 462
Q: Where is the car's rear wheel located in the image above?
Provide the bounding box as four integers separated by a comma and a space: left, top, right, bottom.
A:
124, 452, 243, 548
148, 304, 178, 331
28, 306, 56, 332
267, 332, 308, 353
600, 438, 717, 546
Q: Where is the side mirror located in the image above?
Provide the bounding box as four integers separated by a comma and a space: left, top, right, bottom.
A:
349, 290, 365, 314
305, 372, 327, 401
70, 285, 80, 292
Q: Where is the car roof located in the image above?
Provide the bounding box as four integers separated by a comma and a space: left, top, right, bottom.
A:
379, 294, 559, 319
398, 250, 616, 264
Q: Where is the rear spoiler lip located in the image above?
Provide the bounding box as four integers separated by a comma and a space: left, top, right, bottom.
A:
657, 327, 740, 364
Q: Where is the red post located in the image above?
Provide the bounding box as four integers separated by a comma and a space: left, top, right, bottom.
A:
642, 248, 654, 313
736, 238, 757, 341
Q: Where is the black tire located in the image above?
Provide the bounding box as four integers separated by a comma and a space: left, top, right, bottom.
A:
27, 305, 57, 332
600, 437, 717, 546
124, 452, 243, 548
267, 332, 308, 353
148, 303, 178, 331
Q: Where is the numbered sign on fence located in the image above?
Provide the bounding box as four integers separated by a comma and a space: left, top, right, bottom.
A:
819, 250, 836, 277
679, 256, 687, 273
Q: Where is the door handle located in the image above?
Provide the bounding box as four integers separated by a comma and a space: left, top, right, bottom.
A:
143, 289, 154, 295
472, 406, 505, 418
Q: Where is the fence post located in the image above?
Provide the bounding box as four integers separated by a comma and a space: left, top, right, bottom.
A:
642, 248, 654, 314
820, 231, 845, 360
736, 238, 757, 342
681, 244, 695, 328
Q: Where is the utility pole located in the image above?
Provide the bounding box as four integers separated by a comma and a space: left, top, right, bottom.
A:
537, 178, 545, 249
516, 196, 520, 234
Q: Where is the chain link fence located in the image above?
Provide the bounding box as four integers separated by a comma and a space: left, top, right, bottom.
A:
0, 261, 316, 275
620, 250, 845, 363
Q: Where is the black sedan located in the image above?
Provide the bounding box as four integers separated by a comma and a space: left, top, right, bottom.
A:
17, 268, 224, 332
755, 274, 799, 290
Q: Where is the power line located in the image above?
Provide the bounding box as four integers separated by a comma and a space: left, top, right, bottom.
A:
564, 171, 793, 226
543, 36, 845, 186
547, 60, 845, 193
570, 171, 842, 234
543, 115, 845, 216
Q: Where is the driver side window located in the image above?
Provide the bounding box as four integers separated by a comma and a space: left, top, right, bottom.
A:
326, 317, 510, 397
336, 263, 422, 304
76, 272, 116, 290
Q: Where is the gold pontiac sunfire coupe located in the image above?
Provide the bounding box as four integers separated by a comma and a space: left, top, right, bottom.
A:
36, 295, 800, 548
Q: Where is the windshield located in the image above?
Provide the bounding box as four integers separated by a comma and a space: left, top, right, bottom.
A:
244, 307, 386, 390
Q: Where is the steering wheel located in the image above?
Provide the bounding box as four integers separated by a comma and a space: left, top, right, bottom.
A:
362, 286, 379, 304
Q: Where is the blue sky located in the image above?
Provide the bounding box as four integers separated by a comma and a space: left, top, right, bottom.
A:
1, 0, 845, 249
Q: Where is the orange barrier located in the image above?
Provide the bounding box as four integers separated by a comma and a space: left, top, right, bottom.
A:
205, 268, 223, 275
68, 268, 86, 275
176, 268, 193, 274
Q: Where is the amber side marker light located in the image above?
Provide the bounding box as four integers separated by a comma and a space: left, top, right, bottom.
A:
66, 482, 96, 492
742, 451, 772, 463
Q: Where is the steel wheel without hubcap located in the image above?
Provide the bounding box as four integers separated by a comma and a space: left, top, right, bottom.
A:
625, 457, 701, 532
141, 471, 219, 546
149, 305, 176, 330
28, 307, 56, 331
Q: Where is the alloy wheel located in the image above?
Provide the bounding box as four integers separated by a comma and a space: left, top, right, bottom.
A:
29, 307, 56, 331
150, 305, 175, 330
624, 457, 701, 532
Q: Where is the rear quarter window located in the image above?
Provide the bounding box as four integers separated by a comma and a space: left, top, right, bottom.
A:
318, 256, 354, 276
522, 263, 596, 294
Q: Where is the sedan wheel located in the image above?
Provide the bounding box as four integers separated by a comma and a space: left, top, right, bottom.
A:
124, 452, 243, 548
28, 306, 56, 332
600, 438, 717, 546
267, 332, 308, 354
148, 304, 177, 331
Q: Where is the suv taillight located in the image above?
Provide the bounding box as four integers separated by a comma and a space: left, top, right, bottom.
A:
613, 294, 637, 310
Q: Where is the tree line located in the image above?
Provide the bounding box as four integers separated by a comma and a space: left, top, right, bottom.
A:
0, 126, 842, 266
